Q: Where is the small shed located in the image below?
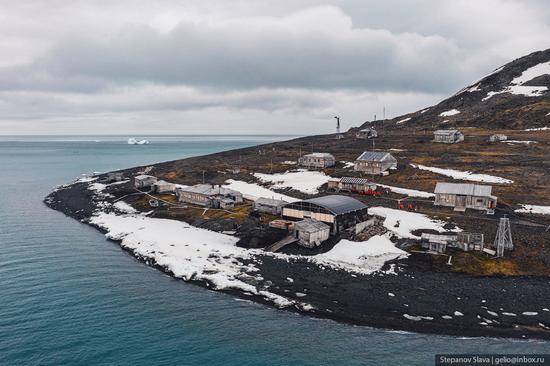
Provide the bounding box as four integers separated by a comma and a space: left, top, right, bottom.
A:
134, 174, 158, 189
433, 130, 464, 143
434, 182, 497, 213
421, 233, 457, 253
328, 177, 377, 193
356, 128, 378, 139
106, 172, 124, 183
455, 232, 484, 251
294, 219, 330, 248
298, 153, 335, 168
354, 151, 397, 175
152, 180, 176, 194
489, 134, 507, 142
253, 197, 288, 215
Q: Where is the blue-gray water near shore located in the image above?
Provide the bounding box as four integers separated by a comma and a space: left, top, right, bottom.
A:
0, 135, 548, 366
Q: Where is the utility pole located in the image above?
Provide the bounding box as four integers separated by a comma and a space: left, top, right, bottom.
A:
202, 170, 205, 184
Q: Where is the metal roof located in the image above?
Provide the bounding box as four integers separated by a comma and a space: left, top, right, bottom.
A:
255, 197, 288, 206
434, 182, 492, 196
302, 152, 335, 159
179, 184, 240, 196
434, 129, 460, 135
339, 177, 376, 185
303, 195, 367, 215
134, 174, 157, 181
356, 151, 392, 162
295, 219, 330, 233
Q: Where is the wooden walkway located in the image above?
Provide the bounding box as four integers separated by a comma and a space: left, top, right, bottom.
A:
264, 235, 298, 253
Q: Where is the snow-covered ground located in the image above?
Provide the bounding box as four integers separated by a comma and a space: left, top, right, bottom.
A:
223, 179, 298, 202
376, 183, 434, 198
439, 109, 460, 117
515, 205, 550, 215
340, 161, 355, 169
411, 164, 513, 184
524, 126, 550, 131
253, 169, 331, 194
483, 62, 550, 100
506, 140, 537, 145
397, 117, 411, 124
369, 206, 459, 239
315, 235, 408, 274
90, 212, 299, 308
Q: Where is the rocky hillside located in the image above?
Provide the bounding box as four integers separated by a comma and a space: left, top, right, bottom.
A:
361, 48, 550, 131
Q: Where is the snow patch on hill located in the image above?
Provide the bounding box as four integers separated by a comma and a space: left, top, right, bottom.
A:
253, 169, 331, 194
223, 179, 298, 202
368, 207, 459, 239
315, 235, 408, 274
411, 164, 513, 184
376, 183, 434, 198
439, 109, 460, 117
515, 205, 550, 215
397, 117, 411, 124
483, 61, 550, 100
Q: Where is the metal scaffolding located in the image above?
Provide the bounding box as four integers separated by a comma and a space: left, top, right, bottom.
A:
494, 216, 513, 257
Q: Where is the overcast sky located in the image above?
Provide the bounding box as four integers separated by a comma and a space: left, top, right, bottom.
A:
1, 0, 549, 135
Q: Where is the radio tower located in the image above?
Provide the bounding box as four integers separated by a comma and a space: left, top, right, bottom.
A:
494, 216, 513, 257
334, 116, 340, 134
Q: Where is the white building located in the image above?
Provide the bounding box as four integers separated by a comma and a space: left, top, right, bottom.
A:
134, 174, 158, 189
354, 151, 397, 175
253, 197, 288, 215
176, 184, 243, 209
433, 130, 464, 143
298, 153, 336, 168
294, 219, 331, 248
434, 182, 497, 213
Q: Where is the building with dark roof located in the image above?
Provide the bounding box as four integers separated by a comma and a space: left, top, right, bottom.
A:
354, 151, 397, 175
434, 182, 497, 213
282, 195, 369, 233
327, 177, 377, 193
253, 197, 288, 215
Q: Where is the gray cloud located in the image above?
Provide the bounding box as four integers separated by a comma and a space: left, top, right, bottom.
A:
0, 1, 549, 134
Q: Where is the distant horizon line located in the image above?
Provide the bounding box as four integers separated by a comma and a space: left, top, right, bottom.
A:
0, 133, 303, 137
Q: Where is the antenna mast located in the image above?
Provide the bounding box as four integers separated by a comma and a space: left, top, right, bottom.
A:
334, 116, 340, 134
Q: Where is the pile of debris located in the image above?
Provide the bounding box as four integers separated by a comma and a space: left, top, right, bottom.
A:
355, 217, 387, 241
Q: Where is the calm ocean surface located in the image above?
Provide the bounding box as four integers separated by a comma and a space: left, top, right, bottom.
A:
0, 135, 548, 366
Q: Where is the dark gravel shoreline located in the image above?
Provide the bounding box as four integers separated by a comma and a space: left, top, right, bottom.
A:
44, 173, 550, 341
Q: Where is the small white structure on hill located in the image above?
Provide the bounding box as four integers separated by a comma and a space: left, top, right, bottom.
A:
354, 151, 397, 175
434, 182, 497, 213
434, 130, 464, 143
106, 172, 124, 183
176, 184, 243, 209
489, 134, 507, 142
134, 174, 158, 189
294, 219, 330, 248
298, 153, 335, 168
253, 197, 288, 215
356, 128, 378, 139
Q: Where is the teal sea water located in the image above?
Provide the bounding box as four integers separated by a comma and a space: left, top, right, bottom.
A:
0, 135, 548, 366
